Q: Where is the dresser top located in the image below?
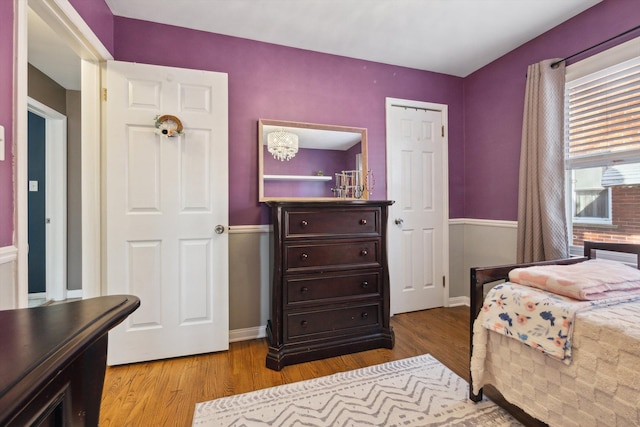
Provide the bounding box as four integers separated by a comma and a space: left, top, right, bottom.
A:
266, 200, 394, 208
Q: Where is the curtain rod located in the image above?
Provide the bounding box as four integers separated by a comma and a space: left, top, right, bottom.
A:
551, 24, 640, 69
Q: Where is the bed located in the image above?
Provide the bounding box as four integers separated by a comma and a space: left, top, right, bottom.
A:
469, 241, 640, 427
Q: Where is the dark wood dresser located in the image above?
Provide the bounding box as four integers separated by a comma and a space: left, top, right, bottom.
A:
266, 200, 394, 370
0, 295, 140, 426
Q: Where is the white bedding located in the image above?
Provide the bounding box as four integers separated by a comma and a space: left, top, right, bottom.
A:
471, 298, 640, 427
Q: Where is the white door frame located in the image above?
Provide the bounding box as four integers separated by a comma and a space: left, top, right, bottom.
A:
15, 0, 112, 307
385, 97, 450, 308
27, 97, 67, 301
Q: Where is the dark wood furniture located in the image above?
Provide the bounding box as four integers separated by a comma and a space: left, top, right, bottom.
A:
266, 200, 394, 370
469, 241, 640, 402
0, 295, 140, 426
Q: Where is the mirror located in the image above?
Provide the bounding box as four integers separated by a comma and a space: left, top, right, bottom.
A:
258, 119, 369, 201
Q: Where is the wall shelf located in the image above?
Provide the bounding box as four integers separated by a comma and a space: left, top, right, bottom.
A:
264, 174, 332, 181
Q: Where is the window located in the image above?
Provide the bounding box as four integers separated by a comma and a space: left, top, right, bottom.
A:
571, 167, 611, 224
565, 40, 640, 250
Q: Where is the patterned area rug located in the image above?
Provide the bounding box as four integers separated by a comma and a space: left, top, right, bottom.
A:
193, 354, 522, 426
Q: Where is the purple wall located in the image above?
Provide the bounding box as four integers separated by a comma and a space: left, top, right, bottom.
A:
113, 17, 465, 225
463, 0, 640, 221
1, 0, 637, 243
68, 0, 114, 55
0, 1, 14, 246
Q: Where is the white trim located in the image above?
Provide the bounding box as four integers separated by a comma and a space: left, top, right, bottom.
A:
182, 220, 517, 235
228, 224, 272, 234
16, 0, 29, 308
67, 288, 83, 299
229, 325, 267, 343
448, 218, 467, 226
449, 218, 518, 229
448, 296, 469, 307
81, 59, 103, 299
28, 0, 112, 60
0, 245, 18, 264
28, 292, 47, 308
28, 292, 46, 299
566, 35, 640, 82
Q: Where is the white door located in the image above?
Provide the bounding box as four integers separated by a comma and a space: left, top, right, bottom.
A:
27, 99, 68, 303
105, 60, 229, 365
386, 99, 448, 315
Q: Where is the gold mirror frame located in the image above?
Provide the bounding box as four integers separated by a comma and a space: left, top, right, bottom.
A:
258, 119, 368, 202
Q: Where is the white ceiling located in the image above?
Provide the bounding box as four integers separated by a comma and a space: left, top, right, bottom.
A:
29, 0, 602, 90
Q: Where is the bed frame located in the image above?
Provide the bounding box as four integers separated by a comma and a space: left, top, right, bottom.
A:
469, 241, 640, 402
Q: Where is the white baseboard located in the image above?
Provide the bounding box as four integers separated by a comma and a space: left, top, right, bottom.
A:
448, 296, 469, 307
229, 325, 267, 343
28, 289, 83, 304
68, 289, 82, 299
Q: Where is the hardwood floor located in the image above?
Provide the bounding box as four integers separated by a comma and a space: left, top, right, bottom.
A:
99, 306, 544, 426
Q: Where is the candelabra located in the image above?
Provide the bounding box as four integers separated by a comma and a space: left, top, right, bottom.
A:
332, 170, 374, 199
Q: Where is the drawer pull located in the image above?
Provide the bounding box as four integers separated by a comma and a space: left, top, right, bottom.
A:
360, 249, 368, 256
300, 286, 309, 294
361, 312, 369, 319
361, 281, 369, 289
360, 219, 367, 225
300, 253, 309, 261
300, 320, 308, 328
300, 220, 308, 228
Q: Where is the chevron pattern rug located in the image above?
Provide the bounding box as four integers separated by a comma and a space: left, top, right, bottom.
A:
192, 354, 522, 426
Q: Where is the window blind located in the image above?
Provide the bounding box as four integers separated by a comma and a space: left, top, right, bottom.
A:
566, 55, 640, 167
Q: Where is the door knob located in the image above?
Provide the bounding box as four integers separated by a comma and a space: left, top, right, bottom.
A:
214, 225, 225, 234
394, 218, 404, 225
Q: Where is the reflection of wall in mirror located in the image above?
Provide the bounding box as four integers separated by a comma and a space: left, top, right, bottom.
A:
263, 143, 361, 198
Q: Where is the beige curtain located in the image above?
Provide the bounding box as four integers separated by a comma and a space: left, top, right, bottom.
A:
517, 59, 569, 263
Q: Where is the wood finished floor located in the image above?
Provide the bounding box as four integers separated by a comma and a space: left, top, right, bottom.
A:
100, 306, 545, 426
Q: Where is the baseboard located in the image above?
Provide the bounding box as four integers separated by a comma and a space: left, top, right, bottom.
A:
229, 325, 266, 343
67, 289, 82, 299
29, 289, 83, 305
448, 296, 469, 307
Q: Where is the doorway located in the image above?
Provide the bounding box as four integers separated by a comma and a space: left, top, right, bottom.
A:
14, 0, 108, 308
27, 99, 67, 305
27, 111, 46, 300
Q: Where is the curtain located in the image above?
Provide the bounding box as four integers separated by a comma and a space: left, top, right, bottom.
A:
516, 59, 569, 263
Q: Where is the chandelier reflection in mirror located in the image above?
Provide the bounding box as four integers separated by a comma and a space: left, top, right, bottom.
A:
267, 130, 299, 161
332, 170, 375, 199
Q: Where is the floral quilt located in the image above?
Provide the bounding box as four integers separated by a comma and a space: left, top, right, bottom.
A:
478, 282, 640, 363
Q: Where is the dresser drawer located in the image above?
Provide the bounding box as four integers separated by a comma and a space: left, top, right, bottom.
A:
285, 208, 380, 238
285, 239, 380, 272
286, 304, 381, 339
286, 271, 381, 306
